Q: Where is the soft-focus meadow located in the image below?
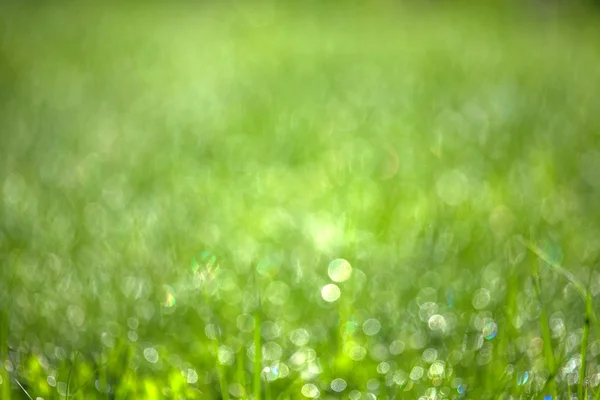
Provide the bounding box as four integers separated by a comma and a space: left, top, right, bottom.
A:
2, 2, 600, 399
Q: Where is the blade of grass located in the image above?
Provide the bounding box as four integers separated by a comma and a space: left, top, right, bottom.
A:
66, 351, 79, 398
200, 278, 230, 400
265, 376, 272, 400
253, 268, 262, 400
521, 237, 598, 398
69, 352, 123, 396
236, 350, 247, 400
195, 254, 231, 400
14, 379, 33, 400
253, 311, 262, 400
531, 254, 557, 398
100, 349, 109, 400
520, 238, 600, 330
215, 340, 231, 400
578, 292, 592, 400
1, 249, 22, 400
275, 375, 304, 400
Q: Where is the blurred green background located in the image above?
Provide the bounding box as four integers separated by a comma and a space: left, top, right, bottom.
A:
2, 1, 600, 399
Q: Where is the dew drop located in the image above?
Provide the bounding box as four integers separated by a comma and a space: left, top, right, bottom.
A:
162, 285, 176, 308
472, 288, 491, 309
422, 348, 438, 363
328, 258, 353, 282
377, 362, 390, 374
410, 366, 424, 380
144, 347, 159, 363
349, 345, 367, 361
128, 331, 138, 342
301, 383, 320, 398
218, 345, 234, 365
483, 321, 498, 340
389, 340, 406, 355
362, 318, 381, 336
187, 369, 198, 384
428, 314, 447, 332
331, 378, 347, 392
321, 283, 341, 302
289, 328, 310, 346
429, 360, 445, 376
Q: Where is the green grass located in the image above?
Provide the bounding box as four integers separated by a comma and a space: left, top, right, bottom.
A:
2, 1, 600, 399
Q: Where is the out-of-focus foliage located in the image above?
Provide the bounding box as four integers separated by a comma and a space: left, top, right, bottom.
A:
1, 1, 600, 399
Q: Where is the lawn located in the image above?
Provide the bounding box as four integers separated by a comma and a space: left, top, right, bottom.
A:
2, 1, 600, 399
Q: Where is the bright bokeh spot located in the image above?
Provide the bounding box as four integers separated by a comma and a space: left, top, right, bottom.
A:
301, 383, 320, 398
143, 348, 159, 364
321, 283, 341, 302
331, 378, 347, 392
483, 321, 498, 340
328, 258, 352, 282
362, 318, 381, 336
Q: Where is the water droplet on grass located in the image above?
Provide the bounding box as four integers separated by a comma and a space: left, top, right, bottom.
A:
349, 345, 367, 361
321, 283, 341, 302
229, 383, 245, 397
429, 360, 445, 376
328, 258, 352, 282
422, 348, 438, 363
410, 366, 424, 380
428, 314, 447, 332
517, 371, 529, 386
483, 321, 498, 339
377, 362, 390, 374
218, 345, 234, 365
331, 378, 347, 392
144, 348, 159, 363
101, 332, 115, 348
390, 340, 406, 355
187, 369, 198, 384
301, 383, 320, 398
205, 324, 219, 340
127, 317, 139, 330
128, 331, 138, 342
472, 288, 490, 309
289, 328, 310, 346
367, 378, 379, 390
162, 285, 176, 308
393, 370, 408, 385
363, 318, 381, 336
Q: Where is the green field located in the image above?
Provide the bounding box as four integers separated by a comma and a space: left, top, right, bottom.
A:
2, 2, 600, 399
